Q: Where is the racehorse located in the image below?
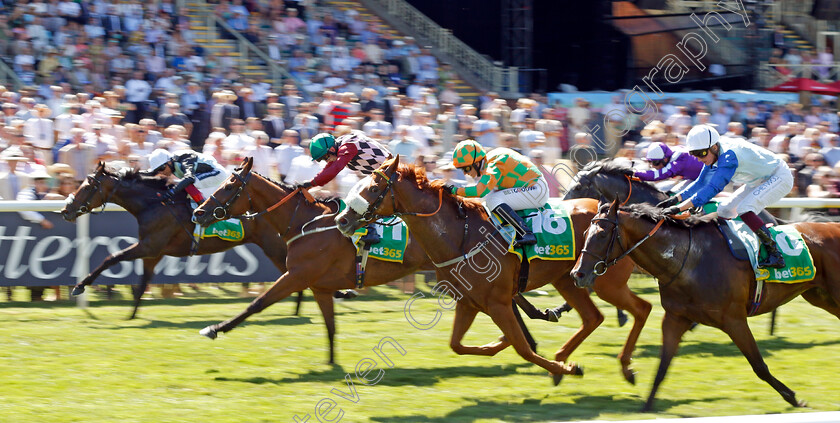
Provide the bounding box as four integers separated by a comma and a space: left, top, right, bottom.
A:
571, 200, 840, 410
334, 157, 653, 383
562, 160, 667, 204
60, 162, 292, 319
191, 157, 561, 365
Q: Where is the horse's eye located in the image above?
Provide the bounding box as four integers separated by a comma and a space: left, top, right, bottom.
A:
224, 183, 234, 190
370, 185, 380, 194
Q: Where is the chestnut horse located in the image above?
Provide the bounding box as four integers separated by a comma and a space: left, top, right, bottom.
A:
335, 157, 653, 383
571, 200, 840, 410
60, 163, 291, 319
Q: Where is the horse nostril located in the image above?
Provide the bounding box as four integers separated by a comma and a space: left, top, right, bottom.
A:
195, 209, 204, 217
338, 217, 348, 226
572, 271, 584, 280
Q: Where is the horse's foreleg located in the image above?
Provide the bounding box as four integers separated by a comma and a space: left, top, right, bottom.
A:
551, 281, 603, 365
643, 310, 693, 412
486, 301, 582, 382
592, 259, 652, 385
200, 271, 310, 339
128, 257, 161, 320
449, 301, 510, 356
722, 315, 806, 408
311, 288, 337, 364
294, 291, 304, 316
72, 243, 150, 295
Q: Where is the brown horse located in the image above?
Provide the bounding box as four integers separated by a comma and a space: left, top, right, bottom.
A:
60, 163, 291, 319
571, 200, 840, 411
334, 156, 653, 382
191, 157, 442, 364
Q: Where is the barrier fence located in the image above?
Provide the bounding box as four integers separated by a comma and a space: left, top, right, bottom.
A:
1, 198, 839, 289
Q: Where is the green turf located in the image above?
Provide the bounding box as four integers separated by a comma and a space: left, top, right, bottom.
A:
0, 276, 838, 422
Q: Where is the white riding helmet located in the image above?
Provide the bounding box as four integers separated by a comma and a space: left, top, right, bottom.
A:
686, 124, 720, 152
148, 149, 173, 171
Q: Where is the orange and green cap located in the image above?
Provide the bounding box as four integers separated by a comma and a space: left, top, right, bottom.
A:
452, 140, 486, 168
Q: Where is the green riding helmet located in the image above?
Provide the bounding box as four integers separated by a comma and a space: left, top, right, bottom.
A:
310, 133, 337, 161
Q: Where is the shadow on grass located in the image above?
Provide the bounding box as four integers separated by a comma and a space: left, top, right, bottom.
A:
625, 336, 840, 359
95, 315, 314, 330
368, 395, 708, 422
214, 363, 532, 387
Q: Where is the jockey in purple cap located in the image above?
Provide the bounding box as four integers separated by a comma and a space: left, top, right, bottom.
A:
634, 142, 704, 192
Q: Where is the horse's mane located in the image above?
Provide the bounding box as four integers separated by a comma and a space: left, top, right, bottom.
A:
102, 166, 169, 190
618, 203, 718, 228
251, 171, 340, 206
396, 163, 488, 217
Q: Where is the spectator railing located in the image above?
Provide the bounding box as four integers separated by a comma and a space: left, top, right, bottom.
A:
0, 58, 22, 91
362, 0, 521, 96
758, 62, 840, 88
182, 0, 308, 95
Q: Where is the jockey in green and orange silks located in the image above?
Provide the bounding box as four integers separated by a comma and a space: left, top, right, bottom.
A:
446, 139, 549, 247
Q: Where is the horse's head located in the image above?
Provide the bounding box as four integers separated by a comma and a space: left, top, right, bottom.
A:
571, 199, 623, 289
193, 157, 253, 226
562, 165, 602, 201
335, 156, 403, 236
61, 162, 116, 222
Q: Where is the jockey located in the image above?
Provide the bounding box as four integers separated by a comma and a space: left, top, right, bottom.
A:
446, 139, 548, 247
657, 124, 793, 269
299, 130, 393, 243
149, 148, 230, 205
634, 142, 704, 192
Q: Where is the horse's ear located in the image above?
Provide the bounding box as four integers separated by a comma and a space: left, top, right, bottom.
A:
242, 156, 253, 174
609, 198, 620, 217
386, 155, 400, 174
96, 161, 105, 172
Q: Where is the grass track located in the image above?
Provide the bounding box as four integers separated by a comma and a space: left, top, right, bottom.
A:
0, 276, 838, 422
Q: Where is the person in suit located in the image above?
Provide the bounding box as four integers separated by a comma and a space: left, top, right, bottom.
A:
280, 84, 303, 128
262, 103, 285, 148
58, 128, 97, 182
235, 88, 265, 120
0, 147, 32, 201
222, 91, 240, 132
157, 103, 192, 136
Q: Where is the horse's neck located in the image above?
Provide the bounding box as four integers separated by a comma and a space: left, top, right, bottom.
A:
620, 215, 693, 282
400, 195, 497, 266
598, 175, 666, 205
110, 183, 155, 215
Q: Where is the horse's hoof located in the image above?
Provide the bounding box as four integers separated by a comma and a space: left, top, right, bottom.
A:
797, 399, 808, 408
342, 289, 359, 299
552, 373, 563, 386
199, 326, 218, 340
545, 309, 560, 323
623, 369, 636, 385
71, 285, 85, 296
617, 311, 628, 327
572, 364, 584, 376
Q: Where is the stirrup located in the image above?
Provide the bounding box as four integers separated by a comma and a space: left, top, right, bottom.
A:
513, 232, 537, 247
758, 253, 786, 269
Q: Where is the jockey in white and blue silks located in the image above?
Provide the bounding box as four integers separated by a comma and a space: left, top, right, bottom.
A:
634, 142, 704, 192
657, 124, 793, 269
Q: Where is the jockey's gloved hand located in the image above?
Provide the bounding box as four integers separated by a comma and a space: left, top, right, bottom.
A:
662, 206, 681, 216
297, 181, 313, 190
159, 188, 176, 202
656, 196, 680, 208
442, 184, 457, 194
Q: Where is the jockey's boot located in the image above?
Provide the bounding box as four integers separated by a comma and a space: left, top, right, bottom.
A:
493, 203, 537, 248
360, 223, 381, 245
755, 226, 786, 269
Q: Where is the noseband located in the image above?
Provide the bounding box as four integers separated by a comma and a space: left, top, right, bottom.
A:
73, 174, 118, 215
581, 212, 666, 276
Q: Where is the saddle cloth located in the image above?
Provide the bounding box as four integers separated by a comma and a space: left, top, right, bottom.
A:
703, 203, 815, 283
488, 198, 576, 262
337, 199, 409, 263
193, 219, 245, 242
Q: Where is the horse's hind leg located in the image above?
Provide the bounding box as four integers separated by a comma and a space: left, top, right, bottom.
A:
643, 310, 693, 412
128, 257, 161, 320
200, 271, 311, 339
311, 288, 337, 364
486, 301, 582, 381
722, 315, 806, 408
449, 301, 510, 356
593, 258, 652, 384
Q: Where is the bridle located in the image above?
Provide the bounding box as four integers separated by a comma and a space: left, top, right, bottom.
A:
206, 171, 252, 220
71, 172, 119, 216
580, 211, 665, 276
358, 169, 443, 222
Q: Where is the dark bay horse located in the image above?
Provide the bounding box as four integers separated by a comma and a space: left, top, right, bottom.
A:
571, 200, 840, 410
562, 160, 667, 204
334, 157, 653, 383
60, 163, 290, 319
